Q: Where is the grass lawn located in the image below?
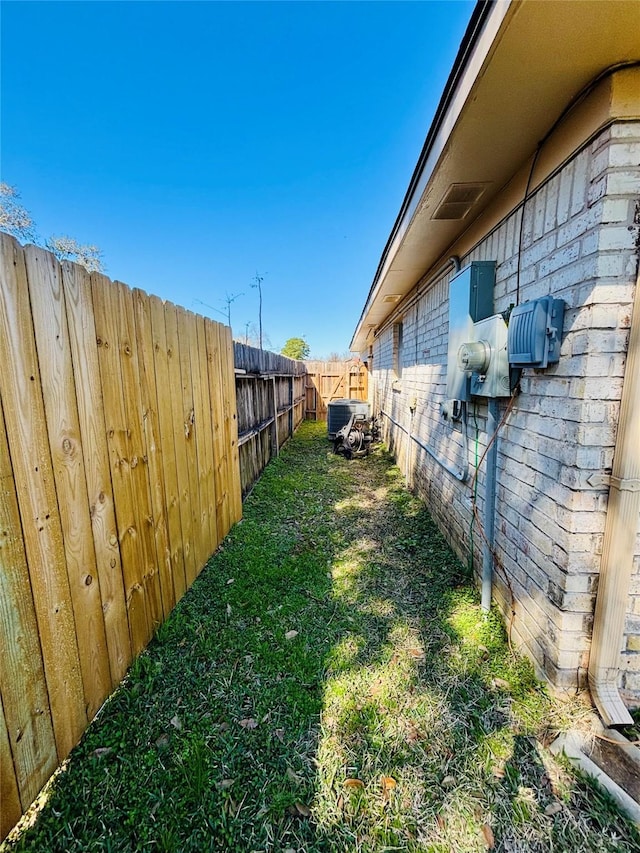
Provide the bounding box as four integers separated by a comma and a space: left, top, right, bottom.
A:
3, 421, 640, 852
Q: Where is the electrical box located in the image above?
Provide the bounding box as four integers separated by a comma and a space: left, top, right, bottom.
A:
446, 261, 496, 400
507, 296, 565, 368
459, 314, 511, 398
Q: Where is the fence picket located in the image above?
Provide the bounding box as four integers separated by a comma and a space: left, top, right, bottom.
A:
0, 234, 86, 760
25, 246, 112, 719
149, 295, 186, 605
92, 272, 150, 655
163, 303, 194, 593
133, 289, 174, 618
195, 315, 219, 556
204, 319, 227, 542
222, 327, 243, 524
0, 398, 57, 810
62, 262, 131, 685
175, 308, 202, 584
0, 699, 22, 840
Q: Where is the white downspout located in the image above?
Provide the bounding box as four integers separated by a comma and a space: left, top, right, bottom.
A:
589, 269, 640, 727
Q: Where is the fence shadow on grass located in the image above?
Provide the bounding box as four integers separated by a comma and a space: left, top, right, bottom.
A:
3, 423, 640, 853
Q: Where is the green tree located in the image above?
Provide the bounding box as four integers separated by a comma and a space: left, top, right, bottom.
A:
281, 337, 310, 360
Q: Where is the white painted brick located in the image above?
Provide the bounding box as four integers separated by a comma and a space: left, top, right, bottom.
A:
570, 150, 589, 215
598, 225, 636, 251
589, 147, 610, 181
606, 170, 640, 195
602, 198, 633, 223
538, 241, 581, 276
587, 174, 607, 206
581, 230, 600, 257
556, 167, 573, 225
557, 202, 602, 246
608, 142, 640, 167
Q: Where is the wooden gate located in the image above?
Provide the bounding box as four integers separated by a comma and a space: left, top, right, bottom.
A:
304, 360, 368, 421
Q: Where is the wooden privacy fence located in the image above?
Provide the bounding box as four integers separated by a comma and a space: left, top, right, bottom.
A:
304, 360, 368, 420
0, 234, 242, 840
234, 343, 305, 497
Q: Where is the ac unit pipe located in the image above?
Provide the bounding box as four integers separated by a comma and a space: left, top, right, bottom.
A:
589, 269, 640, 727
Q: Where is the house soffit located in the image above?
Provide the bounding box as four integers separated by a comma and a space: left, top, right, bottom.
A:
351, 0, 640, 352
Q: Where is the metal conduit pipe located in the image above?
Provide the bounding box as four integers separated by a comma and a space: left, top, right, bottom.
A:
589, 268, 640, 727
380, 408, 469, 483
481, 399, 500, 613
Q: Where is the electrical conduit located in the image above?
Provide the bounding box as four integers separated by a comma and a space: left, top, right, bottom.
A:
481, 399, 500, 613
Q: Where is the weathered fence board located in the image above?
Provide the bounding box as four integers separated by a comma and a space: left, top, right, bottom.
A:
0, 235, 242, 841
234, 343, 305, 497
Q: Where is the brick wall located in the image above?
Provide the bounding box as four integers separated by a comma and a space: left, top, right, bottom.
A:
371, 120, 640, 695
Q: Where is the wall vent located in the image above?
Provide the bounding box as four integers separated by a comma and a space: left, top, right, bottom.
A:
432, 183, 489, 220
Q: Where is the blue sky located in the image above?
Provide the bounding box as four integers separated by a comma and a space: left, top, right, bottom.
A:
1, 0, 474, 357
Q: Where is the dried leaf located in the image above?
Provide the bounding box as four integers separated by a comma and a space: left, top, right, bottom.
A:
380, 775, 397, 791
344, 778, 365, 789
274, 728, 285, 742
337, 794, 345, 811
481, 823, 495, 849
155, 735, 169, 751
226, 603, 232, 616
285, 630, 299, 641
226, 578, 235, 585
170, 715, 182, 730
91, 747, 113, 759
287, 767, 303, 785
408, 648, 426, 662
407, 723, 421, 743
238, 717, 258, 730
294, 801, 311, 818
490, 677, 511, 691
218, 779, 235, 789
544, 802, 563, 816
442, 774, 456, 788
436, 814, 446, 830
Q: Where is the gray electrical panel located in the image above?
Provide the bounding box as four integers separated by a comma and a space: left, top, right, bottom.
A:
446, 262, 496, 400
508, 297, 565, 368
